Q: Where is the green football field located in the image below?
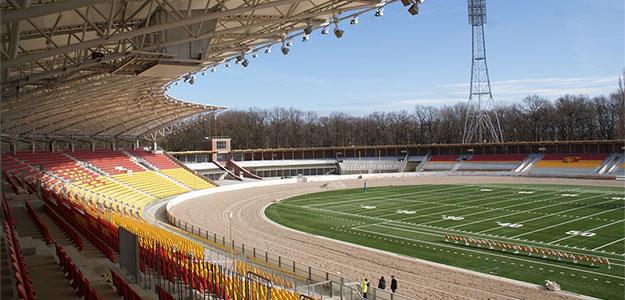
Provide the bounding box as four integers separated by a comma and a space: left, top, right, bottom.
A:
264, 184, 625, 300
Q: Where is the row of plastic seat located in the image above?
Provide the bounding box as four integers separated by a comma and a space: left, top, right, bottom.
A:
127, 149, 180, 169
46, 189, 311, 300
161, 168, 215, 190
42, 190, 119, 252
110, 269, 144, 300
534, 153, 609, 168
2, 194, 16, 228
54, 240, 101, 300
44, 205, 85, 250
67, 149, 146, 175
4, 220, 36, 300
156, 284, 177, 300
465, 154, 528, 162
44, 199, 116, 262
24, 201, 52, 244
236, 261, 294, 289
113, 214, 204, 261
112, 171, 190, 198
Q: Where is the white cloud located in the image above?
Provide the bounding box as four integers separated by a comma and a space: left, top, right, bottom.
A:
439, 75, 619, 99
344, 75, 619, 114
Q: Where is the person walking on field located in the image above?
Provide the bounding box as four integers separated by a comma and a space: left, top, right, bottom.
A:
362, 278, 369, 298
391, 275, 398, 293
378, 276, 386, 290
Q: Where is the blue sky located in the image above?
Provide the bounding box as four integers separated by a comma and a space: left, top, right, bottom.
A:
168, 0, 624, 115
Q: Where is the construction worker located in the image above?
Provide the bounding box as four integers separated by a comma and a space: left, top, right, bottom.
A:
362, 278, 369, 298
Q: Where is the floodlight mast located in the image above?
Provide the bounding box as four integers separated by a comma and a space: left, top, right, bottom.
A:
463, 0, 503, 144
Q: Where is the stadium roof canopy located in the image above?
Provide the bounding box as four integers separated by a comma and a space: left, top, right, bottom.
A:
1, 0, 398, 145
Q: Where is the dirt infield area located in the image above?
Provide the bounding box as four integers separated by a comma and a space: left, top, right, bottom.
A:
168, 176, 623, 300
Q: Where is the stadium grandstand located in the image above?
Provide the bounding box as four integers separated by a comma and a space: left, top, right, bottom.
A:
1, 1, 624, 300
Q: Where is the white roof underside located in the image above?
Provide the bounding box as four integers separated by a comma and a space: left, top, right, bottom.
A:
1, 0, 394, 142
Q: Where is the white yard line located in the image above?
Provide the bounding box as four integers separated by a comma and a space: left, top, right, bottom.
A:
358, 189, 557, 222
360, 221, 625, 262
417, 193, 569, 225
476, 184, 621, 195
339, 189, 513, 215
511, 206, 624, 239
593, 237, 625, 251
350, 226, 625, 280
477, 197, 621, 234
287, 185, 416, 203
448, 194, 606, 230
306, 185, 470, 207
547, 220, 625, 245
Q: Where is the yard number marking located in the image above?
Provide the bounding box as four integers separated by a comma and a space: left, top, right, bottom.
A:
396, 209, 416, 214
442, 215, 464, 221
565, 230, 596, 237
496, 222, 523, 228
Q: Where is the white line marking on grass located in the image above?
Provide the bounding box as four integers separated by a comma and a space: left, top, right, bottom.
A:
476, 184, 621, 195
289, 185, 417, 203
306, 185, 470, 207
419, 194, 569, 226
511, 206, 624, 239
593, 237, 625, 251
547, 220, 625, 244
363, 222, 625, 265
476, 194, 613, 234
350, 227, 625, 280
340, 187, 513, 215
382, 189, 567, 224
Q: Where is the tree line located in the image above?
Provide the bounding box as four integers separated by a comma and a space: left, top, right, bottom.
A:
161, 87, 624, 151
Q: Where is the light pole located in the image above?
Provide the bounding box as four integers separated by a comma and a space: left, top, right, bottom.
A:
228, 211, 234, 272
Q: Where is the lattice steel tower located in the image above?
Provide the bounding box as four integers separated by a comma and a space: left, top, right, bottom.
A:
462, 0, 503, 144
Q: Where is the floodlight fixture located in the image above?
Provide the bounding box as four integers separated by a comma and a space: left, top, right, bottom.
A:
202, 71, 206, 76
252, 53, 259, 58
350, 16, 359, 25
189, 77, 195, 85
281, 46, 290, 55
334, 28, 344, 38
286, 41, 293, 47
408, 4, 419, 15
401, 0, 411, 6
236, 55, 243, 62
225, 62, 231, 67
211, 67, 216, 72
375, 8, 384, 17
321, 27, 329, 35
304, 25, 313, 35
241, 59, 249, 67
265, 47, 272, 54
302, 35, 310, 42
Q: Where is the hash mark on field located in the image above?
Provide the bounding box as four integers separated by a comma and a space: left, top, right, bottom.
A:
476, 194, 611, 234
514, 207, 623, 239
592, 237, 625, 251
547, 219, 625, 244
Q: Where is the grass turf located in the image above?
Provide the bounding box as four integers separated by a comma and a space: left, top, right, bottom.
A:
264, 184, 625, 300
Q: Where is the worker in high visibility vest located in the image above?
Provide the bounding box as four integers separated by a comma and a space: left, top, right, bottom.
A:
362, 278, 369, 298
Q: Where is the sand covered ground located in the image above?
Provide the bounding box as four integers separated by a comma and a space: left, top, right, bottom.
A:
168, 176, 623, 300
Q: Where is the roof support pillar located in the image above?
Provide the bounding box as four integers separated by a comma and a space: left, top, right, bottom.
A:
91, 139, 96, 151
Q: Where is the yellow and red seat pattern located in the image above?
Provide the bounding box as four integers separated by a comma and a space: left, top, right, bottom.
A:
534, 153, 609, 169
